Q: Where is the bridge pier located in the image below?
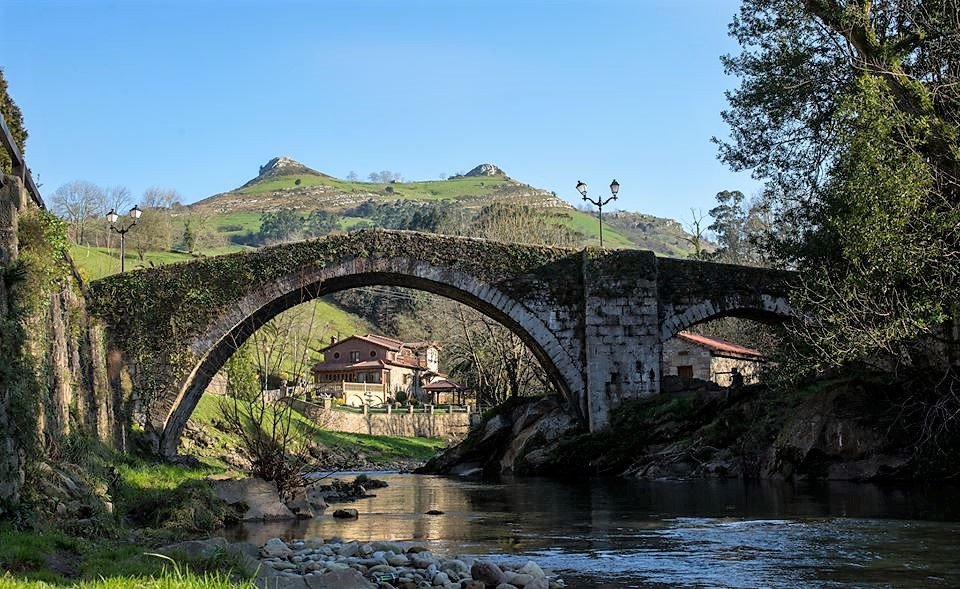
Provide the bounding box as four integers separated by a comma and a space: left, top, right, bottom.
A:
582, 250, 661, 430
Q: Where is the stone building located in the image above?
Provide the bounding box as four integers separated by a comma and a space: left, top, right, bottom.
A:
661, 331, 765, 386
311, 334, 441, 406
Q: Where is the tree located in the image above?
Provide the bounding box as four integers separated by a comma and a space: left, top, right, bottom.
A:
182, 219, 197, 253
346, 171, 359, 181
50, 181, 105, 244
303, 210, 340, 237
682, 208, 709, 260
367, 170, 401, 183
718, 0, 960, 448
258, 208, 303, 243
0, 67, 27, 175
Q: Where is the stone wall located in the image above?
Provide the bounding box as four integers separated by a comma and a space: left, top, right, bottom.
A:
661, 337, 713, 380
285, 398, 470, 442
0, 175, 120, 504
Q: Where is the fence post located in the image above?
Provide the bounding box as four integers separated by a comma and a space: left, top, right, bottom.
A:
428, 404, 434, 415
323, 398, 332, 411
408, 404, 414, 415
362, 403, 369, 416
386, 404, 392, 415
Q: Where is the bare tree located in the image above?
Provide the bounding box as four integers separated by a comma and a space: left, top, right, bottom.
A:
683, 208, 709, 260
214, 296, 334, 498
50, 181, 105, 244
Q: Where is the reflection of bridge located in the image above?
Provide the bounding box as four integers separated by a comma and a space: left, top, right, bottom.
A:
88, 230, 795, 455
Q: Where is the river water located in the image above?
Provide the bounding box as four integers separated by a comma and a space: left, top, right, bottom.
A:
226, 473, 960, 588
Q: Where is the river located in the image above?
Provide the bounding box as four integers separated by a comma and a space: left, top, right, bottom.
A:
225, 473, 960, 588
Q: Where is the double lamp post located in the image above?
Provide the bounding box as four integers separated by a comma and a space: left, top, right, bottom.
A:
106, 205, 142, 273
577, 178, 619, 248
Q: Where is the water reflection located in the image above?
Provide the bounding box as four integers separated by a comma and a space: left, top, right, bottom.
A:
225, 474, 960, 587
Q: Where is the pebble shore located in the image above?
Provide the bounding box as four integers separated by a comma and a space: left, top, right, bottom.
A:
255, 536, 565, 589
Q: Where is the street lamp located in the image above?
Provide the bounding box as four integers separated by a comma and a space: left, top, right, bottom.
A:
106, 205, 142, 272
577, 179, 619, 248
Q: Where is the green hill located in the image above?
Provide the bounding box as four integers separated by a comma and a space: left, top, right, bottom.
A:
188, 156, 700, 256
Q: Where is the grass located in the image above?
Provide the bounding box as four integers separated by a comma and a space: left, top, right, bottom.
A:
0, 574, 253, 589
561, 210, 636, 248
190, 394, 445, 464
69, 244, 252, 281
210, 211, 263, 236
0, 525, 253, 587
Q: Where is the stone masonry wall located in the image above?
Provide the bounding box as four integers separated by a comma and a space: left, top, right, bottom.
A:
285, 398, 470, 442
0, 175, 119, 504
582, 249, 661, 430
661, 337, 713, 380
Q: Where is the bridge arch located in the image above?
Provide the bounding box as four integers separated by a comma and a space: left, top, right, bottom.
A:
159, 255, 584, 455
658, 292, 793, 342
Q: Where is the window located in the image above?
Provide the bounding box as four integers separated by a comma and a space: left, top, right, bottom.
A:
367, 372, 381, 383
333, 352, 341, 360
370, 350, 377, 357
677, 365, 694, 379
350, 351, 361, 362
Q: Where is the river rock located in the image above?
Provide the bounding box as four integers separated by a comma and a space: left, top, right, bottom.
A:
333, 508, 359, 519
303, 568, 374, 588
462, 582, 485, 589
517, 561, 545, 578
523, 579, 549, 589
285, 487, 316, 519
213, 477, 296, 521
158, 537, 229, 559
261, 538, 293, 558
472, 560, 507, 586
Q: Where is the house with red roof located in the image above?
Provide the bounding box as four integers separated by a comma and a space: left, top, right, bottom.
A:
661, 331, 765, 386
311, 334, 441, 406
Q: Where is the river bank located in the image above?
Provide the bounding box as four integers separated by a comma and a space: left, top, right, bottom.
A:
421, 376, 960, 482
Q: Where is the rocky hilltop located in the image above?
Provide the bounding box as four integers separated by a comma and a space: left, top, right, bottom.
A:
239, 155, 329, 189
458, 163, 508, 178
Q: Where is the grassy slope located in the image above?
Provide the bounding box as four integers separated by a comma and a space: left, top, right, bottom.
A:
190, 394, 445, 465
561, 210, 635, 248
236, 174, 521, 201
69, 244, 252, 282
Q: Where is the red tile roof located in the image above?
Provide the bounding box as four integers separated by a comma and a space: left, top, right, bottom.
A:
317, 333, 435, 354
423, 378, 462, 391
676, 331, 764, 360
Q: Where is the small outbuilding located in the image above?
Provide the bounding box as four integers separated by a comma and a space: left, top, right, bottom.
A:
661, 331, 765, 387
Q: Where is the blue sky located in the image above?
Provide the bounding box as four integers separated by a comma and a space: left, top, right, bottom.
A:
1, 0, 756, 223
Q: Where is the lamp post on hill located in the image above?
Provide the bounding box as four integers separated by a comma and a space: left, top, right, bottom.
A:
106, 205, 143, 272
577, 179, 619, 248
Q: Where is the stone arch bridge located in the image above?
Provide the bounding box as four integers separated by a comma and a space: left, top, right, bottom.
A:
88, 230, 795, 456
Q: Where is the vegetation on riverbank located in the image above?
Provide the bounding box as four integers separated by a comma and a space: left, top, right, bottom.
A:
186, 394, 445, 469
0, 525, 252, 587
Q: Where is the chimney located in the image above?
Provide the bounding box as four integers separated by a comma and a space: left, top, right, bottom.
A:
330, 335, 338, 344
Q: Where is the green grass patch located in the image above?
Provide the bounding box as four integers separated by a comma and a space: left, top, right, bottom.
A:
69, 244, 252, 281
562, 210, 635, 248
190, 395, 444, 464
0, 524, 253, 587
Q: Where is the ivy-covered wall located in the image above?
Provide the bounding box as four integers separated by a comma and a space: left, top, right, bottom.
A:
0, 175, 119, 506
